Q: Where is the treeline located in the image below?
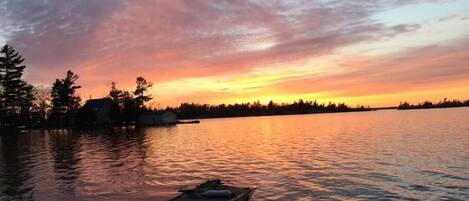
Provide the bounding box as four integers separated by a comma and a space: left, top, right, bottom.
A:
163, 100, 371, 119
398, 98, 469, 110
0, 44, 154, 129
0, 44, 86, 128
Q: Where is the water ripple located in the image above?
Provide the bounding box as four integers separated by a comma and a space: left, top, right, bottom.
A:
0, 108, 468, 200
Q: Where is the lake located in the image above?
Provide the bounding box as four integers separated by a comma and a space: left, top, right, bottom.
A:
0, 108, 468, 200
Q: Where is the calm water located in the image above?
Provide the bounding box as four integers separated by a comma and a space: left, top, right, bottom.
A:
0, 108, 468, 201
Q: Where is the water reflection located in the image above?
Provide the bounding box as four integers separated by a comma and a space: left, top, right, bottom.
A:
0, 108, 468, 200
48, 130, 81, 193
0, 134, 34, 200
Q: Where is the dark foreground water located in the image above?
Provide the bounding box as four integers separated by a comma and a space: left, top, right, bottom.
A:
0, 108, 468, 201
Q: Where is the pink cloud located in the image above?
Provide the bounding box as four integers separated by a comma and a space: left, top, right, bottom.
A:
2, 0, 467, 106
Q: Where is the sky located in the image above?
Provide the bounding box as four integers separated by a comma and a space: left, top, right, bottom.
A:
1, 0, 468, 108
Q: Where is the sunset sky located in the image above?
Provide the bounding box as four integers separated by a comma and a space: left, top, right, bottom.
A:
1, 0, 468, 107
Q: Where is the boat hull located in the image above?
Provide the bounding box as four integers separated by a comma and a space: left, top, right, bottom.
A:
169, 180, 255, 201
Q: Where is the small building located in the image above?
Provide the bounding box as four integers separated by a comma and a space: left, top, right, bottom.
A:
161, 110, 177, 124
136, 110, 177, 127
77, 98, 117, 126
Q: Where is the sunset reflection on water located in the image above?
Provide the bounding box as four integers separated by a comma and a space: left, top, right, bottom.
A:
0, 108, 468, 200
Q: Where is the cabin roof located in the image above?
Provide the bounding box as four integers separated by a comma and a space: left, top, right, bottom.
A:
82, 98, 113, 110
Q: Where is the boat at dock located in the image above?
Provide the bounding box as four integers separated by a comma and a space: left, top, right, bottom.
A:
169, 179, 255, 201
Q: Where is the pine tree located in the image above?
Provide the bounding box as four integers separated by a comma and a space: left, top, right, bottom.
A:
61, 70, 81, 111
109, 81, 123, 105
107, 81, 125, 124
133, 76, 153, 110
0, 44, 34, 127
19, 82, 35, 124
50, 70, 81, 126
50, 79, 65, 117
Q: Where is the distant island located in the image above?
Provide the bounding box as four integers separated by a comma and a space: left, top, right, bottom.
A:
160, 101, 371, 120
398, 98, 469, 110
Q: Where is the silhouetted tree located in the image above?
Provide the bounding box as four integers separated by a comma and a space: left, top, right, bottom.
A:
109, 81, 123, 105
267, 100, 276, 113
49, 70, 81, 126
106, 82, 125, 124
133, 76, 153, 110
33, 86, 51, 125
121, 90, 137, 124
19, 83, 35, 125
105, 78, 153, 125
0, 44, 35, 127
398, 102, 411, 109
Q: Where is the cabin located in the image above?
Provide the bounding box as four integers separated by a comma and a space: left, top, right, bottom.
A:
77, 98, 118, 126
136, 110, 177, 126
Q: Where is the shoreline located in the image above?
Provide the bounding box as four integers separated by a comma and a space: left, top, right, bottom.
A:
1, 105, 468, 133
